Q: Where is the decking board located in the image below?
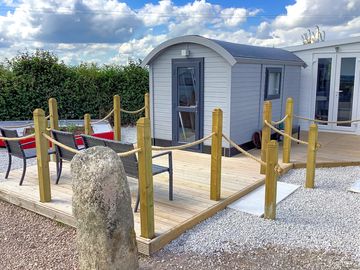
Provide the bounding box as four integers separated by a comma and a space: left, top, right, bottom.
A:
0, 131, 359, 255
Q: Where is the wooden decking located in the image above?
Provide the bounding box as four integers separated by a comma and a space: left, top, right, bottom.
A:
0, 149, 292, 255
0, 131, 359, 255
247, 131, 360, 167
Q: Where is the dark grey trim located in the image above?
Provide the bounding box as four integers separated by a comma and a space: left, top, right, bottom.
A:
171, 58, 204, 151
264, 67, 282, 100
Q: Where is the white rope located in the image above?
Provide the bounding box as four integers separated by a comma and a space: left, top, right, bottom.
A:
117, 148, 141, 157
91, 109, 114, 125
294, 115, 360, 124
0, 133, 35, 141
271, 114, 288, 125
42, 133, 80, 154
264, 120, 309, 145
152, 133, 214, 151
222, 134, 266, 166
120, 106, 145, 114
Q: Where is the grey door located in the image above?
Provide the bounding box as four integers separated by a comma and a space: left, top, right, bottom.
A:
172, 58, 204, 149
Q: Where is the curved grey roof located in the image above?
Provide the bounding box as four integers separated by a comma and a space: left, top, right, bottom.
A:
141, 35, 305, 67
211, 38, 305, 64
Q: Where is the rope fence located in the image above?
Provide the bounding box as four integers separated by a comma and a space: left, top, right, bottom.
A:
42, 133, 81, 155
294, 115, 360, 124
222, 134, 265, 166
117, 148, 141, 157
152, 133, 214, 151
271, 114, 288, 125
91, 109, 114, 125
0, 133, 35, 141
264, 120, 309, 146
120, 106, 145, 114
222, 134, 284, 175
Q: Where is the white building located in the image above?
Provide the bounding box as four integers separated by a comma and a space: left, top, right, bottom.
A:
286, 36, 360, 134
141, 35, 304, 156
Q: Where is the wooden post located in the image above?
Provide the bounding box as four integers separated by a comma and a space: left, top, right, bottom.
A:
264, 140, 278, 220
48, 98, 59, 161
144, 93, 150, 119
210, 108, 223, 201
305, 123, 318, 188
33, 109, 51, 202
137, 117, 154, 239
113, 95, 121, 141
84, 113, 92, 135
260, 101, 272, 174
283, 97, 293, 163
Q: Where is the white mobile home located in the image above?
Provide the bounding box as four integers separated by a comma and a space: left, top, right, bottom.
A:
141, 35, 304, 156
286, 36, 360, 134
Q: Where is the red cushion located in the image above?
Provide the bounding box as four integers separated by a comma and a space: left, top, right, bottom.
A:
0, 131, 115, 149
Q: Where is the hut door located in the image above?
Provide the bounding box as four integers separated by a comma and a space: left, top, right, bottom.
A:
172, 58, 203, 149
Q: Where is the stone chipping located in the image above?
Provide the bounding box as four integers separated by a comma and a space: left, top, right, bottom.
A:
164, 166, 360, 267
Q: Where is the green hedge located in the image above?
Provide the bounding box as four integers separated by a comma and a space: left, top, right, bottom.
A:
0, 50, 149, 125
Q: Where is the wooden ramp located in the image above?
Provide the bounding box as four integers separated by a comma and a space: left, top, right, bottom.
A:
0, 150, 293, 255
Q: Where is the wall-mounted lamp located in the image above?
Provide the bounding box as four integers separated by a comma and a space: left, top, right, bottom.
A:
181, 49, 190, 57
335, 46, 340, 53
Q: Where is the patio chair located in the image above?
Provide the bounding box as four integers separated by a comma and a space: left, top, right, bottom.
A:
81, 134, 173, 212
51, 130, 83, 184
0, 128, 55, 185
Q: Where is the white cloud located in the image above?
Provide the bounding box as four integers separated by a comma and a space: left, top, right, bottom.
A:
273, 0, 360, 29
138, 0, 173, 27
0, 0, 359, 65
0, 0, 143, 43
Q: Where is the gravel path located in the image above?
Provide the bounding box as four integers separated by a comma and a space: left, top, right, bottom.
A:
159, 166, 360, 269
0, 140, 359, 269
0, 200, 78, 270
0, 148, 36, 173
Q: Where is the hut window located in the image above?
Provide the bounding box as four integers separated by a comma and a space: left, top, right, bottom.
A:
265, 68, 282, 100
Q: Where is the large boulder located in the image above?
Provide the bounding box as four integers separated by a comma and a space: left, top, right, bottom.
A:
71, 146, 138, 270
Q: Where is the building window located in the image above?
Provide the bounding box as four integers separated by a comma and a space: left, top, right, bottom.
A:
265, 68, 282, 100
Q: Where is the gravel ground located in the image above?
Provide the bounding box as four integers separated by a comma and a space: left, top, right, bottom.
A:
155, 166, 360, 269
0, 148, 37, 172
0, 141, 359, 269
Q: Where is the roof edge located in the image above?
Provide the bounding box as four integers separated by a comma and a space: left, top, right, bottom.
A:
285, 36, 360, 52
140, 35, 237, 67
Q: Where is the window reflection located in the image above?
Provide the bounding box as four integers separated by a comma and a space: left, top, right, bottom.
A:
337, 58, 355, 127
178, 67, 196, 106
315, 58, 332, 124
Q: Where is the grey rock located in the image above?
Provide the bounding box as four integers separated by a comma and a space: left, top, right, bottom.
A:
71, 146, 138, 270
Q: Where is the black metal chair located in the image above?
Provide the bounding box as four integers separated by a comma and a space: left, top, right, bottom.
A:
51, 130, 83, 184
0, 128, 55, 185
81, 134, 173, 212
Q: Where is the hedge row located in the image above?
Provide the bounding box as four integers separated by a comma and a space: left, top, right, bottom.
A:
0, 50, 149, 125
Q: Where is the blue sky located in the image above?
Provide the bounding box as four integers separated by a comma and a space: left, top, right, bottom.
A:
0, 0, 359, 65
